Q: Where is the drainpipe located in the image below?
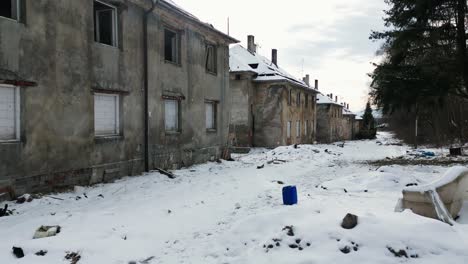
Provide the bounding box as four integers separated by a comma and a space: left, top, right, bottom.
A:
143, 0, 158, 172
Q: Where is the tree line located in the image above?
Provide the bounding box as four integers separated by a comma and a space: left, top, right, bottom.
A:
370, 0, 468, 147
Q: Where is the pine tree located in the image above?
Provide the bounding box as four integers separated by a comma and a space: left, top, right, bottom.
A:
369, 0, 468, 113
358, 102, 377, 139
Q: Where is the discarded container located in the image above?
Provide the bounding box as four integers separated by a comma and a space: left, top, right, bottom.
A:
282, 186, 298, 205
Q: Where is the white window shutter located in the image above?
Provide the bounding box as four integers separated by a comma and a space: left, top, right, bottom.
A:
165, 100, 178, 131
0, 86, 19, 141
95, 94, 119, 136
205, 103, 215, 129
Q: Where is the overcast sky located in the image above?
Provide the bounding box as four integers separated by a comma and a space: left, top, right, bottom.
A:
173, 0, 388, 111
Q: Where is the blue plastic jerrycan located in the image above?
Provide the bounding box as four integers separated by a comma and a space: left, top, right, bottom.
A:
282, 186, 298, 205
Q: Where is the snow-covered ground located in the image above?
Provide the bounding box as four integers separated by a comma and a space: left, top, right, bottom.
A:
1, 132, 468, 263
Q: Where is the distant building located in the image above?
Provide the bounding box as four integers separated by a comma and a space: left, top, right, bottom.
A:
316, 94, 344, 143
229, 36, 319, 148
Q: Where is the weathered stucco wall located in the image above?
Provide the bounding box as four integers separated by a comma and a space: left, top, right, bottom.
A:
316, 104, 344, 143
229, 77, 317, 148
0, 0, 233, 197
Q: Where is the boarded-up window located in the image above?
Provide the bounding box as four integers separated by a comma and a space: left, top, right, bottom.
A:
165, 99, 179, 132
205, 102, 216, 130
0, 0, 19, 20
0, 86, 20, 141
296, 121, 301, 137
305, 120, 308, 136
205, 44, 217, 73
165, 29, 180, 64
94, 1, 118, 47
94, 93, 120, 136
287, 121, 291, 138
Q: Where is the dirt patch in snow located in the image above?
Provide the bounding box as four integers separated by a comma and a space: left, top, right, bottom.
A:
365, 157, 468, 167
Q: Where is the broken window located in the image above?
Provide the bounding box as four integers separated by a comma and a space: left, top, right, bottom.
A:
94, 1, 118, 47
287, 121, 291, 138
205, 102, 217, 130
0, 0, 19, 20
94, 93, 120, 136
296, 121, 301, 138
0, 85, 20, 141
165, 99, 179, 132
205, 44, 217, 73
165, 28, 180, 64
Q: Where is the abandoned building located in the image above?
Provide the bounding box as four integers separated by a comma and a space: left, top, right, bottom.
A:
316, 93, 361, 143
0, 0, 238, 198
228, 36, 319, 149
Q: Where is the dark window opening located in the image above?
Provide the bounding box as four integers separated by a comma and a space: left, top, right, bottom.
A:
205, 44, 217, 73
165, 29, 180, 64
235, 74, 241, 80
248, 63, 259, 69
305, 94, 309, 107
94, 1, 118, 46
0, 0, 18, 20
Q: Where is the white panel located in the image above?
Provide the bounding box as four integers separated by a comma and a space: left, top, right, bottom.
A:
305, 120, 308, 136
287, 121, 291, 138
165, 100, 178, 131
0, 86, 17, 140
205, 103, 215, 129
95, 94, 119, 136
296, 121, 300, 137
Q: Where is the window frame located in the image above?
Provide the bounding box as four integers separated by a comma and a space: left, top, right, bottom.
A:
164, 99, 180, 133
296, 92, 301, 107
205, 101, 217, 132
94, 93, 121, 137
205, 43, 217, 74
164, 27, 181, 65
0, 0, 20, 22
305, 94, 309, 108
288, 90, 292, 106
94, 0, 119, 47
287, 121, 292, 139
305, 120, 308, 136
0, 85, 20, 142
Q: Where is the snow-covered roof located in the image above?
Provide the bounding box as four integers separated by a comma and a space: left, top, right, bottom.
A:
317, 93, 343, 106
343, 107, 356, 116
229, 45, 317, 91
159, 0, 238, 43
355, 116, 363, 120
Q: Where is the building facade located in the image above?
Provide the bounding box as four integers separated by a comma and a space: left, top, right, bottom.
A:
229, 36, 318, 148
316, 94, 345, 143
0, 0, 237, 198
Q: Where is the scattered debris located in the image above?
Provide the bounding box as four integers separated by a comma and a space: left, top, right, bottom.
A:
405, 183, 418, 187
35, 250, 48, 256
344, 188, 348, 193
16, 194, 33, 204
98, 194, 104, 198
277, 181, 284, 185
337, 142, 345, 148
341, 213, 358, 229
46, 196, 64, 201
167, 209, 172, 214
12, 247, 24, 258
235, 203, 241, 210
65, 252, 81, 264
386, 246, 408, 258
294, 144, 299, 149
340, 246, 351, 254
312, 149, 320, 154
282, 226, 295, 237
0, 204, 12, 217
33, 225, 61, 239
449, 147, 462, 156
267, 159, 287, 165
139, 256, 155, 263
215, 159, 222, 164
155, 168, 176, 179
257, 165, 265, 169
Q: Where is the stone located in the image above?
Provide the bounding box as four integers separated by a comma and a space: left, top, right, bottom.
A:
12, 247, 24, 258
341, 213, 358, 229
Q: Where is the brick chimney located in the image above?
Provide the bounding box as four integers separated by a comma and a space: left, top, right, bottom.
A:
347, 104, 350, 109
303, 74, 310, 86
335, 96, 338, 103
330, 93, 333, 99
247, 35, 255, 53
272, 49, 278, 67
315, 79, 319, 90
